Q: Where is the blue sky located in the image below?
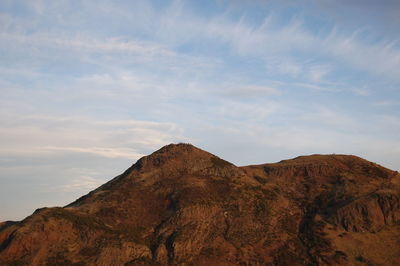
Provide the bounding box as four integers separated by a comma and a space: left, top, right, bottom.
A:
1, 0, 399, 221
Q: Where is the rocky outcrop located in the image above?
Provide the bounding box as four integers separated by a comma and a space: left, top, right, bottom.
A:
329, 191, 400, 232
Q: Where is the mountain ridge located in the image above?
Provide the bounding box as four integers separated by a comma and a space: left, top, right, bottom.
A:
1, 143, 399, 265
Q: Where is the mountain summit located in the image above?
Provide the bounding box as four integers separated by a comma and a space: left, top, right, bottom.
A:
1, 144, 399, 265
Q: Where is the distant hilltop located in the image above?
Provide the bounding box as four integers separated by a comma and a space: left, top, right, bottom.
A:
1, 143, 399, 265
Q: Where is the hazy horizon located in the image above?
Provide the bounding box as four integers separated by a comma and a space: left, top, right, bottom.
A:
1, 0, 399, 221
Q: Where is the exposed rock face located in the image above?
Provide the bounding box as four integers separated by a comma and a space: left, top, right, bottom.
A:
1, 143, 399, 265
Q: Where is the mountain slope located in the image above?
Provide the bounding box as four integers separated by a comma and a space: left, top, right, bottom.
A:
1, 143, 399, 265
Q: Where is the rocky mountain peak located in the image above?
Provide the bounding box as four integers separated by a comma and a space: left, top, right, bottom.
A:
1, 145, 399, 266
132, 143, 237, 176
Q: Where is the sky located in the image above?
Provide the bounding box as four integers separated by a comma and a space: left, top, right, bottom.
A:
1, 0, 399, 221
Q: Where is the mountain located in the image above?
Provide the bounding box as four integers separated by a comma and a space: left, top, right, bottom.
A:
1, 143, 399, 265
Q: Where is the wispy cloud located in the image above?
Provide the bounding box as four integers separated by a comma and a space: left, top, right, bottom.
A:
59, 174, 105, 193
0, 32, 221, 76
372, 100, 400, 107
298, 106, 358, 129
0, 113, 185, 160
41, 146, 144, 159
218, 85, 280, 98
0, 33, 174, 56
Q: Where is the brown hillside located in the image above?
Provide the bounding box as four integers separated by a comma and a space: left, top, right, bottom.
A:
1, 143, 399, 265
